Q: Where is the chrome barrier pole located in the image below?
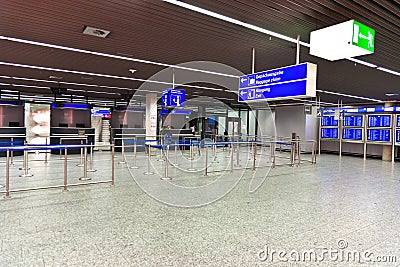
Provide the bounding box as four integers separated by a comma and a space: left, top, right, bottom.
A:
173, 142, 179, 166
79, 145, 91, 181
297, 140, 301, 166
44, 137, 48, 165
235, 141, 241, 167
87, 143, 97, 172
20, 144, 33, 177
63, 147, 68, 192
144, 144, 154, 175
111, 144, 115, 185
272, 142, 276, 168
130, 137, 139, 169
158, 138, 165, 162
226, 143, 231, 158
10, 137, 14, 165
188, 143, 196, 171
212, 142, 218, 163
5, 149, 10, 199
119, 139, 126, 164
204, 144, 208, 176
311, 142, 316, 164
77, 140, 84, 167
230, 142, 234, 172
252, 142, 256, 171
161, 145, 171, 180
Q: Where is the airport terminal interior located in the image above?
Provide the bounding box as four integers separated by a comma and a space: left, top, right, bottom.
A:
0, 0, 400, 266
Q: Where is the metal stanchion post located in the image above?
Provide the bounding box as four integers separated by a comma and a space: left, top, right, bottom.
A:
5, 150, 10, 199
20, 144, 33, 177
158, 138, 165, 162
143, 144, 154, 175
111, 144, 115, 185
130, 137, 139, 169
10, 137, 14, 165
63, 148, 68, 192
226, 143, 231, 158
119, 139, 126, 164
161, 145, 171, 180
79, 145, 91, 181
77, 140, 84, 166
297, 141, 301, 166
87, 143, 97, 172
204, 144, 208, 176
312, 142, 316, 164
235, 141, 241, 167
212, 142, 218, 163
172, 142, 179, 166
188, 143, 196, 171
252, 142, 256, 171
230, 142, 234, 172
272, 142, 276, 168
44, 137, 48, 165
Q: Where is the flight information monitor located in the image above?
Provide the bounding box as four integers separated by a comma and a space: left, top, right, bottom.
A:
397, 130, 400, 143
321, 116, 338, 126
343, 115, 363, 127
397, 115, 400, 127
321, 128, 338, 139
368, 115, 391, 127
367, 129, 391, 142
342, 128, 363, 140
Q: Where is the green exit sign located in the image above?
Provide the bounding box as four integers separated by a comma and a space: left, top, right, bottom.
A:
352, 20, 375, 52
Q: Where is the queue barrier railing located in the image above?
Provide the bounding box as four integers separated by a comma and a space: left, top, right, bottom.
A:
0, 143, 115, 199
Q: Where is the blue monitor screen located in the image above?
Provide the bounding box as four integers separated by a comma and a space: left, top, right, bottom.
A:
397, 115, 400, 127
343, 116, 363, 127
321, 128, 338, 139
342, 128, 363, 140
367, 129, 391, 142
321, 116, 338, 126
368, 115, 391, 127
397, 130, 400, 143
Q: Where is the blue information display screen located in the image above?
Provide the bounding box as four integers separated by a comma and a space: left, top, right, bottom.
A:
368, 115, 391, 127
342, 128, 363, 140
343, 116, 363, 127
321, 116, 338, 126
321, 128, 338, 139
397, 115, 400, 127
367, 129, 391, 142
397, 130, 400, 143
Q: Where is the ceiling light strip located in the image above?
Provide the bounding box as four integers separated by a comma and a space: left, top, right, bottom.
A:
317, 89, 382, 102
163, 0, 399, 76
0, 36, 238, 78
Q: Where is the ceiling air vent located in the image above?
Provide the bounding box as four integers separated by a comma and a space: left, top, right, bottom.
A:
82, 26, 110, 38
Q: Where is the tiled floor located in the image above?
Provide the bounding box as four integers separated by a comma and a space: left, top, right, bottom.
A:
0, 148, 399, 266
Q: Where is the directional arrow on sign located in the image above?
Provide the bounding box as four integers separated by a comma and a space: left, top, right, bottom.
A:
240, 90, 247, 96
241, 77, 247, 83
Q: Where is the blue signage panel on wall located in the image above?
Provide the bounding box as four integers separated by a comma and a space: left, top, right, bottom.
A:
397, 115, 400, 127
397, 130, 400, 143
321, 116, 338, 126
367, 129, 391, 142
321, 128, 338, 139
238, 62, 316, 101
342, 128, 363, 140
368, 115, 391, 127
162, 89, 186, 107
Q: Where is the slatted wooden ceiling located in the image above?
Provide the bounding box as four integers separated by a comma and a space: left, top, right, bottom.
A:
0, 0, 399, 105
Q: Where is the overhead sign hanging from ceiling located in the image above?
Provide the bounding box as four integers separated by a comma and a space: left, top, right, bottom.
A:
161, 89, 186, 107
238, 62, 317, 102
309, 19, 375, 61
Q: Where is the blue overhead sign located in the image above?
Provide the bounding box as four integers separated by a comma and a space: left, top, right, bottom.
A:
162, 89, 185, 107
238, 62, 317, 101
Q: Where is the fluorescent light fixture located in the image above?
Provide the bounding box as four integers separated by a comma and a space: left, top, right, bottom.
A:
346, 58, 377, 68
163, 0, 309, 47
0, 36, 238, 78
317, 89, 382, 102
385, 93, 399, 96
377, 67, 400, 76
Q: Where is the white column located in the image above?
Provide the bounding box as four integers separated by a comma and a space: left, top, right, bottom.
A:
146, 93, 158, 141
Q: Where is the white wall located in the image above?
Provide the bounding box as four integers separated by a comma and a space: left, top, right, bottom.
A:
257, 109, 276, 138
275, 105, 306, 139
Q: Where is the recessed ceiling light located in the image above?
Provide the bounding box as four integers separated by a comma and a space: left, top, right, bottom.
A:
129, 69, 137, 74
385, 93, 399, 97
83, 26, 111, 38
49, 75, 63, 80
